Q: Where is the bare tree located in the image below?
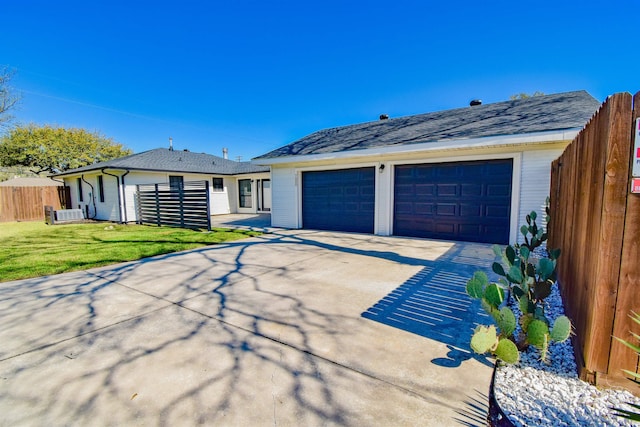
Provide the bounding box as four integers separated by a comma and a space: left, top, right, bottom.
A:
0, 67, 21, 128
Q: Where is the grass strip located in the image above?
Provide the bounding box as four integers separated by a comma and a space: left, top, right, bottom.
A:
0, 222, 260, 282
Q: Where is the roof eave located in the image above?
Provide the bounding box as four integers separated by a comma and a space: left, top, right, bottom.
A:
252, 128, 582, 165
55, 166, 268, 177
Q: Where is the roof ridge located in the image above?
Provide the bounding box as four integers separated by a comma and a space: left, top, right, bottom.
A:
254, 90, 601, 160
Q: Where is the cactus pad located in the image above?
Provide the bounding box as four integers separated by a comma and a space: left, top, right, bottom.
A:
550, 315, 572, 343
466, 271, 488, 299
484, 283, 505, 308
470, 325, 498, 354
497, 307, 516, 337
527, 319, 550, 349
495, 338, 519, 364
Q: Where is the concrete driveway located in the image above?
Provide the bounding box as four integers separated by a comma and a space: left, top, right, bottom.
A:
0, 228, 495, 426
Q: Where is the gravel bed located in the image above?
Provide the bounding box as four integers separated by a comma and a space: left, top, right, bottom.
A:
493, 284, 640, 426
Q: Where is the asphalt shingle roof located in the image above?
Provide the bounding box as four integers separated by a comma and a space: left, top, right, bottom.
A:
254, 91, 601, 160
54, 148, 269, 177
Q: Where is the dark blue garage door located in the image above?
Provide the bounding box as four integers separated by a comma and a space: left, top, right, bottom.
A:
394, 159, 513, 244
302, 168, 375, 233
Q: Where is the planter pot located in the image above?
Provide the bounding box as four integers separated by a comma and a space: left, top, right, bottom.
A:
488, 365, 516, 427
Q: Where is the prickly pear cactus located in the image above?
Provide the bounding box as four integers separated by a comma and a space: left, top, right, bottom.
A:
465, 201, 574, 364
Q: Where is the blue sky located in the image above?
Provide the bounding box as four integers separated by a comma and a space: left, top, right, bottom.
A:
2, 0, 637, 160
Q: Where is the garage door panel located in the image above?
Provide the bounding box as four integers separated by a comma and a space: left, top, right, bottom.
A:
459, 224, 482, 235
361, 202, 375, 211
437, 184, 458, 196
485, 224, 510, 237
436, 204, 456, 216
394, 160, 512, 244
486, 205, 510, 218
487, 184, 511, 196
436, 223, 456, 233
437, 166, 458, 178
460, 204, 481, 217
415, 184, 435, 196
415, 203, 434, 215
461, 184, 482, 197
303, 168, 375, 233
361, 186, 375, 196
395, 184, 414, 197
395, 202, 414, 214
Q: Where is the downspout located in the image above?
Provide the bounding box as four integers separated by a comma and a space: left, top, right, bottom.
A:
81, 174, 97, 219
120, 170, 130, 223
49, 176, 65, 184
102, 169, 123, 223
49, 176, 69, 209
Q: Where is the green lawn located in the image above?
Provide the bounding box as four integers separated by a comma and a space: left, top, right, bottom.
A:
0, 222, 261, 282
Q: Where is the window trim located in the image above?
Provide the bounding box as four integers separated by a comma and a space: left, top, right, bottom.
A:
77, 177, 84, 202
97, 175, 105, 203
238, 179, 252, 208
212, 177, 224, 192
169, 175, 184, 192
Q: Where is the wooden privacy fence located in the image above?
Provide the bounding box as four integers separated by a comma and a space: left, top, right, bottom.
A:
0, 186, 71, 222
549, 91, 640, 390
136, 180, 211, 231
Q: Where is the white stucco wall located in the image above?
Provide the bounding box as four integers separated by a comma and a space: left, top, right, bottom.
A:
271, 168, 299, 228
210, 176, 232, 215
64, 173, 119, 221
63, 170, 271, 223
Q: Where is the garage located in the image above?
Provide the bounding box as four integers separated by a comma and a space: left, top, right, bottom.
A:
393, 159, 513, 244
302, 167, 375, 233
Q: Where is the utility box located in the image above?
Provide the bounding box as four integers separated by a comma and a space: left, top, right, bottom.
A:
44, 206, 55, 225
55, 209, 85, 222
44, 207, 85, 224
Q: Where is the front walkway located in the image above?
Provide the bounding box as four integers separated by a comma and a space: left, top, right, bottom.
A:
210, 213, 273, 232
0, 230, 494, 426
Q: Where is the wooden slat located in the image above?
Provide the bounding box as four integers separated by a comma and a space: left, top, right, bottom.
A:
550, 92, 640, 390
589, 93, 633, 372
609, 91, 640, 383
0, 186, 67, 222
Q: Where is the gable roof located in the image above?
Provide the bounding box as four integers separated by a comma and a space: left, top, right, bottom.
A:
254, 90, 600, 160
53, 148, 269, 177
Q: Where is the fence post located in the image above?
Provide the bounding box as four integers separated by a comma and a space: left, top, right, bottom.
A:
205, 180, 211, 231
154, 184, 161, 227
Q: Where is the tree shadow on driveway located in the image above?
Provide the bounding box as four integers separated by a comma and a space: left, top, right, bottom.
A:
0, 229, 494, 426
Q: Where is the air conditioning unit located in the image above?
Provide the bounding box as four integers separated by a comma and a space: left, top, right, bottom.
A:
55, 209, 85, 222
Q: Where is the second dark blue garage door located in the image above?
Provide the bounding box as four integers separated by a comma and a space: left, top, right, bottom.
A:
394, 159, 513, 244
302, 168, 375, 233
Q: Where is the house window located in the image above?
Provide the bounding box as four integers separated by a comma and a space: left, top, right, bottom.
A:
97, 175, 105, 203
212, 177, 224, 192
238, 179, 252, 208
77, 178, 83, 202
169, 175, 184, 192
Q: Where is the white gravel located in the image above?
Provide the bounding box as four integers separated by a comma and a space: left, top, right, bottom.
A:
493, 284, 640, 426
